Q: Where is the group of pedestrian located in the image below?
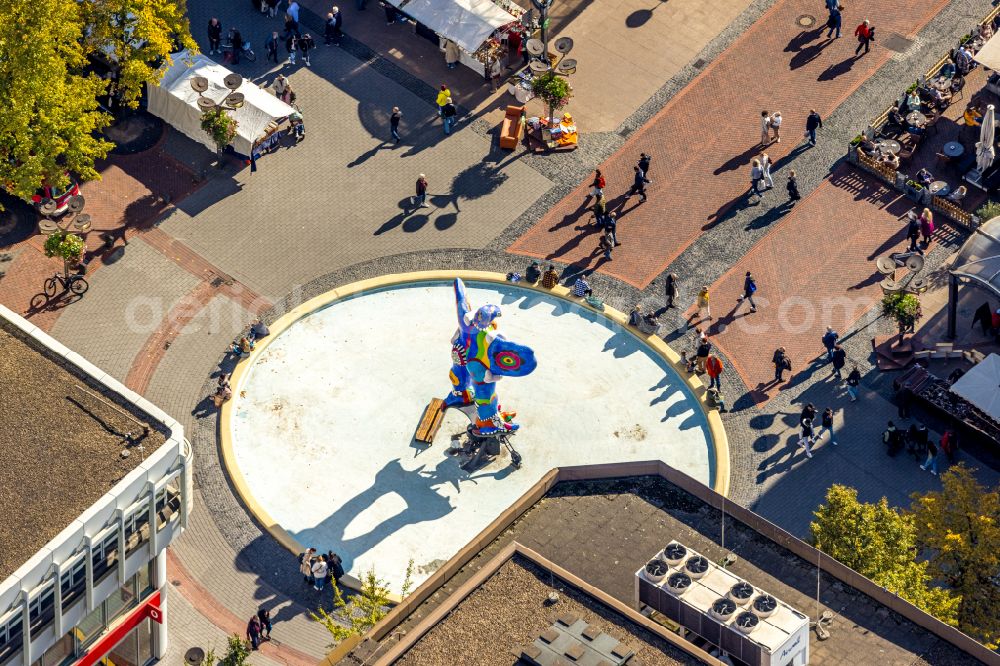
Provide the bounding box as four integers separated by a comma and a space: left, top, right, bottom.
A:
582, 154, 651, 259
882, 421, 956, 474
797, 403, 838, 458
434, 85, 459, 135
246, 607, 272, 651
750, 110, 818, 201
299, 547, 345, 592
905, 208, 936, 253
824, 0, 875, 54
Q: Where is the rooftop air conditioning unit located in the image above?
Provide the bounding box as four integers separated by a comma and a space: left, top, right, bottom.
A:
634, 540, 810, 666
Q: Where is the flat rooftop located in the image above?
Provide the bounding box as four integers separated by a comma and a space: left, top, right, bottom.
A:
392, 554, 707, 666
0, 320, 167, 581
348, 477, 983, 666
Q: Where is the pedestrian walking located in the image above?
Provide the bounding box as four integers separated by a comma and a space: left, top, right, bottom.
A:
274, 74, 289, 99
229, 28, 244, 64
285, 31, 298, 64
257, 607, 273, 640
826, 5, 842, 39
626, 165, 649, 202
883, 420, 903, 456
769, 112, 782, 143
287, 0, 301, 23
208, 18, 223, 55
247, 615, 263, 650
592, 194, 607, 225
773, 347, 791, 382
444, 39, 461, 69
299, 33, 315, 66
696, 336, 712, 374
390, 106, 402, 143
414, 174, 429, 208
265, 0, 279, 17
919, 208, 935, 247
760, 110, 771, 146
330, 7, 343, 45
603, 211, 619, 245
638, 152, 652, 178
284, 13, 299, 39
799, 417, 815, 458
760, 152, 774, 188
939, 429, 957, 462
854, 19, 874, 55
266, 31, 280, 63
705, 354, 723, 390
821, 327, 839, 362
299, 548, 316, 585
816, 407, 838, 446
750, 159, 765, 197
800, 402, 817, 427
831, 344, 847, 379
599, 228, 615, 260
906, 211, 921, 252
696, 285, 711, 321
845, 365, 861, 401
787, 170, 801, 202
588, 169, 605, 198
442, 97, 457, 134
908, 423, 929, 462
436, 85, 450, 116
825, 0, 838, 10
737, 271, 758, 313
325, 13, 337, 44
312, 555, 329, 591
805, 110, 823, 146
920, 437, 940, 474
664, 273, 679, 309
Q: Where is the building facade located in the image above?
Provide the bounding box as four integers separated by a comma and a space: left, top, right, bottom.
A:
0, 306, 192, 666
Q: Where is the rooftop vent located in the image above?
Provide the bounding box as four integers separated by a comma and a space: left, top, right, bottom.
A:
663, 542, 687, 566
710, 597, 737, 622
753, 594, 778, 618
728, 581, 754, 606
735, 610, 760, 634
644, 558, 669, 584
666, 572, 692, 595
685, 555, 710, 579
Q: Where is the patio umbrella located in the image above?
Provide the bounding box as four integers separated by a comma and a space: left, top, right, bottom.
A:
949, 353, 1000, 421
976, 104, 996, 172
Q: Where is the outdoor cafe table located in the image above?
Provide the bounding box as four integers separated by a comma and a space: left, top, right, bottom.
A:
875, 139, 901, 155
943, 141, 964, 157
929, 181, 950, 196
907, 111, 927, 126
931, 77, 952, 91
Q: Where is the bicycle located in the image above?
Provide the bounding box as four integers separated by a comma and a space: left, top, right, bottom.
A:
44, 272, 89, 297
223, 39, 257, 62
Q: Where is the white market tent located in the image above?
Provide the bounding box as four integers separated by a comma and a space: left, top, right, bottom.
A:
147, 51, 295, 157
973, 32, 1000, 69
401, 0, 516, 52
950, 353, 1000, 421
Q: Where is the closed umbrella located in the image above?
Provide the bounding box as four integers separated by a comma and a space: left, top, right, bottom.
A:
976, 104, 996, 172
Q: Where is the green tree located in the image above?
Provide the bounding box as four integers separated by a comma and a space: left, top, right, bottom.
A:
79, 0, 197, 108
43, 231, 86, 277
201, 635, 252, 666
881, 292, 922, 336
531, 72, 573, 124
312, 560, 414, 643
811, 485, 959, 623
911, 465, 1000, 648
0, 0, 113, 205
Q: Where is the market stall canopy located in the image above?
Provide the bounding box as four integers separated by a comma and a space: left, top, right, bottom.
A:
951, 216, 1000, 297
402, 0, 516, 52
147, 51, 295, 156
973, 32, 1000, 69
950, 353, 1000, 421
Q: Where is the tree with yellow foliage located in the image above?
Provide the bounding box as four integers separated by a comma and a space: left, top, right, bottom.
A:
911, 464, 1000, 649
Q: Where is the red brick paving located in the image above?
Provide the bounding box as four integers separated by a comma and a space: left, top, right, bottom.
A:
508, 0, 952, 289
166, 550, 318, 666
693, 166, 953, 403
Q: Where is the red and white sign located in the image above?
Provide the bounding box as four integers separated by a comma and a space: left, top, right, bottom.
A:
74, 590, 162, 666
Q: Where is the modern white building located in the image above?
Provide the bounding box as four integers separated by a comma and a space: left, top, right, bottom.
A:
0, 305, 192, 666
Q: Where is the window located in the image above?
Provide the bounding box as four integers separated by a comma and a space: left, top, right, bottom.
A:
154, 483, 181, 531
75, 605, 104, 648
136, 562, 153, 597
31, 632, 73, 666
29, 584, 56, 638
60, 557, 87, 612
123, 504, 150, 554
0, 611, 23, 664
91, 531, 119, 585
105, 579, 136, 625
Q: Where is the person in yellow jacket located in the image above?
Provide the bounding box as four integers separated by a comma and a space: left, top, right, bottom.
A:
696, 286, 711, 321
436, 84, 450, 116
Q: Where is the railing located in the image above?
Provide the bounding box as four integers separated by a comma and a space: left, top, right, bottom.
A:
855, 147, 898, 183
931, 195, 975, 227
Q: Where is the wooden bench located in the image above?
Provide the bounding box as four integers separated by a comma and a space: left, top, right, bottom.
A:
415, 398, 446, 444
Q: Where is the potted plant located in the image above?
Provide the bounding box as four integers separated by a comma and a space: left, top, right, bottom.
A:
881, 292, 922, 343
531, 71, 573, 126
200, 108, 238, 154
43, 230, 85, 277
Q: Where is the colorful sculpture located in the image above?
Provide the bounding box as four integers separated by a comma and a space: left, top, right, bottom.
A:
444, 279, 537, 435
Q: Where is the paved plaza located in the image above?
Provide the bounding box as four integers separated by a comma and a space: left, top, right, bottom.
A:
1, 0, 999, 660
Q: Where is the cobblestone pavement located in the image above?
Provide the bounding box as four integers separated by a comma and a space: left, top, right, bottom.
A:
508, 0, 952, 289
1, 0, 997, 660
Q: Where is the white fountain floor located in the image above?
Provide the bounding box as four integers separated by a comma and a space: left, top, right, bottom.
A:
230, 281, 714, 591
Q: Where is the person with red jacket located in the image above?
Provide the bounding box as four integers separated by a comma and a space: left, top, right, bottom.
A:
589, 169, 605, 198
705, 354, 723, 390
855, 19, 874, 55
